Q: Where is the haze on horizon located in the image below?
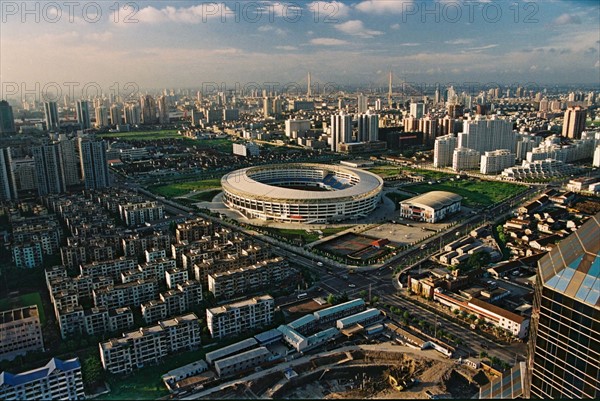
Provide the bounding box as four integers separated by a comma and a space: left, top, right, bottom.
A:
1, 0, 599, 93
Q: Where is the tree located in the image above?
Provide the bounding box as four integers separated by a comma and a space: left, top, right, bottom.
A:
403, 311, 410, 320
359, 290, 368, 299
81, 356, 104, 389
479, 351, 488, 359
326, 294, 336, 305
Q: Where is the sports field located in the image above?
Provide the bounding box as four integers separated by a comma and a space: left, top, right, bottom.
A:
316, 233, 388, 261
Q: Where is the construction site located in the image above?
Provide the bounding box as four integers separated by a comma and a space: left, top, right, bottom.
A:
194, 344, 486, 400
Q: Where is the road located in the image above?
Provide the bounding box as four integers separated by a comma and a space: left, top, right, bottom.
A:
123, 178, 534, 367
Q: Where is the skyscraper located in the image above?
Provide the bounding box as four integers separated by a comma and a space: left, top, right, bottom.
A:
458, 117, 516, 154
526, 214, 599, 399
44, 102, 59, 131
433, 134, 457, 168
75, 100, 91, 130
79, 139, 110, 189
124, 104, 141, 125
0, 100, 16, 134
330, 112, 352, 152
562, 106, 587, 139
95, 106, 109, 128
140, 95, 157, 124
263, 97, 273, 118
357, 94, 368, 114
32, 144, 66, 195
357, 111, 379, 143
57, 134, 80, 187
110, 104, 121, 126
157, 95, 169, 125
410, 102, 425, 119
0, 147, 18, 200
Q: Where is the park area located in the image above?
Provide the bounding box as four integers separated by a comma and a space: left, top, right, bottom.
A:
98, 130, 183, 140
0, 292, 46, 325
148, 179, 222, 198
316, 233, 390, 262
406, 180, 525, 208
257, 226, 351, 244
367, 166, 454, 181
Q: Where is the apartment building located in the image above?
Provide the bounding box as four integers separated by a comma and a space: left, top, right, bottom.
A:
57, 306, 135, 339
93, 279, 158, 310
0, 358, 85, 400
480, 149, 516, 175
141, 281, 203, 324
206, 295, 274, 339
99, 313, 201, 374
119, 201, 164, 227
166, 269, 189, 289
0, 306, 44, 361
12, 242, 43, 268
208, 257, 294, 300
80, 257, 136, 279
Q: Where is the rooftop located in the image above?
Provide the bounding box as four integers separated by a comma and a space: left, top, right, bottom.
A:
401, 191, 463, 210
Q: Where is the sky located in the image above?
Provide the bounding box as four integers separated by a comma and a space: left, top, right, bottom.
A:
1, 0, 599, 95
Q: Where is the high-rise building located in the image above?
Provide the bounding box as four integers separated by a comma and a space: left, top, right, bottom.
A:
263, 97, 273, 118
410, 102, 425, 119
357, 111, 379, 143
357, 94, 368, 114
32, 143, 66, 195
0, 100, 16, 134
526, 214, 599, 399
157, 95, 169, 124
79, 139, 110, 189
285, 119, 311, 139
95, 106, 108, 128
124, 104, 141, 125
44, 102, 59, 131
330, 112, 352, 152
458, 117, 516, 154
433, 134, 457, 168
140, 95, 157, 124
110, 104, 121, 126
75, 100, 91, 130
452, 147, 480, 171
0, 147, 18, 200
562, 106, 587, 139
57, 134, 80, 187
480, 149, 515, 175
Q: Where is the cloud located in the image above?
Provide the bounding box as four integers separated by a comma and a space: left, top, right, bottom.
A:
390, 23, 401, 30
553, 14, 582, 25
355, 0, 410, 14
444, 38, 474, 45
335, 20, 383, 38
399, 43, 420, 47
464, 44, 499, 52
136, 4, 234, 24
307, 1, 350, 19
275, 45, 299, 51
85, 32, 114, 42
309, 37, 350, 46
257, 26, 286, 36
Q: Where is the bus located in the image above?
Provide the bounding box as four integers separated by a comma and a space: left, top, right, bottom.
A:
297, 293, 308, 299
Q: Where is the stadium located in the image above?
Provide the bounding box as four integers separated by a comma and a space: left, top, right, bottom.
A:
221, 163, 384, 223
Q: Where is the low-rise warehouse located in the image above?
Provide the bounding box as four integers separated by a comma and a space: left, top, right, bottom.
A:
400, 191, 462, 223
214, 347, 271, 377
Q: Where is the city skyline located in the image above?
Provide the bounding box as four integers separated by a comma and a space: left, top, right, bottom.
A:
1, 0, 599, 92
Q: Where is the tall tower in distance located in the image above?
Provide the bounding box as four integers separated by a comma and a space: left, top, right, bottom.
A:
526, 213, 599, 399
562, 106, 587, 139
44, 102, 59, 131
387, 71, 393, 108
307, 72, 312, 100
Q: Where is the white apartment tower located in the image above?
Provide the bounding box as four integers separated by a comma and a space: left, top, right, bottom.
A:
433, 134, 457, 168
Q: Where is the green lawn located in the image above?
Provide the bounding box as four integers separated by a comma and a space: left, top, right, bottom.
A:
98, 130, 182, 140
188, 190, 222, 202
368, 166, 454, 180
148, 179, 222, 198
407, 180, 525, 208
0, 292, 46, 325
